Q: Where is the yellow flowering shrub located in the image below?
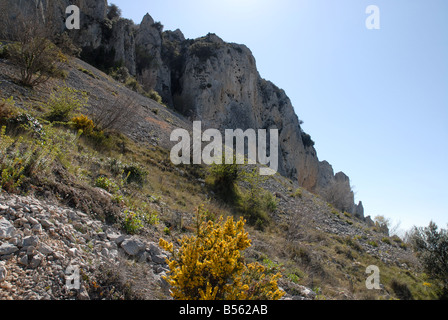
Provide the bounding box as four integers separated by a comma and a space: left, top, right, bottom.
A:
71, 114, 95, 135
159, 205, 284, 300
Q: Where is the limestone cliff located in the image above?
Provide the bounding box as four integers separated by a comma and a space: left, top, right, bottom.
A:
1, 0, 363, 216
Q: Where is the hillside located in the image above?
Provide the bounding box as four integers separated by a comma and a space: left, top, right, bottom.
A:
0, 0, 445, 301
0, 53, 436, 300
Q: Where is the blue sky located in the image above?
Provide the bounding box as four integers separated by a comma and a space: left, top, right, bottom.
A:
110, 0, 448, 231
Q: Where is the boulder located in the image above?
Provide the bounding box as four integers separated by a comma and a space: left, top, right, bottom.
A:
121, 238, 146, 256
0, 218, 16, 240
29, 255, 42, 269
0, 243, 18, 256
22, 236, 39, 248
152, 254, 168, 265
148, 242, 161, 256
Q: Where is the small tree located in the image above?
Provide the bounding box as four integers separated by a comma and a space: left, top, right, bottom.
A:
159, 205, 284, 300
1, 10, 66, 87
409, 222, 448, 299
7, 38, 66, 87
238, 168, 272, 230
208, 154, 240, 201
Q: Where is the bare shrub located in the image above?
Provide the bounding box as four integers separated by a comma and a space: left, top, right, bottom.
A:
0, 9, 66, 87
91, 95, 138, 131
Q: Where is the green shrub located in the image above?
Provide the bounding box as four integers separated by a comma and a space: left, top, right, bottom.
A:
0, 45, 9, 59
122, 210, 144, 235
238, 168, 271, 230
95, 176, 119, 194
107, 4, 122, 21
0, 97, 15, 121
136, 45, 155, 73
264, 192, 278, 212
7, 38, 67, 87
125, 76, 142, 92
0, 126, 58, 193
45, 86, 88, 122
109, 66, 130, 83
123, 163, 147, 186
108, 158, 125, 176
86, 130, 109, 148
409, 222, 448, 298
391, 235, 403, 244
367, 240, 378, 247
207, 156, 239, 201
382, 237, 391, 245
291, 188, 303, 198
77, 67, 97, 79
0, 130, 25, 193
146, 89, 164, 105
390, 279, 414, 300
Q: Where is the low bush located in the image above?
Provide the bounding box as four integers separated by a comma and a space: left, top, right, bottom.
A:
159, 205, 284, 300
123, 163, 148, 186
95, 176, 119, 194
367, 240, 378, 247
207, 156, 239, 201
71, 115, 95, 135
390, 279, 414, 300
122, 210, 144, 235
0, 97, 15, 121
45, 86, 88, 122
238, 169, 273, 230
146, 89, 164, 105
0, 125, 58, 193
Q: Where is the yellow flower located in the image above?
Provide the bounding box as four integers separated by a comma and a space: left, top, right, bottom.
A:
159, 205, 284, 300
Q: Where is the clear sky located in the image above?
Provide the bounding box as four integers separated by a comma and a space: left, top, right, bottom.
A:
110, 0, 448, 232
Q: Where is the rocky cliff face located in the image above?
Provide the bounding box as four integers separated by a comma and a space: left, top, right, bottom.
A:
1, 0, 363, 216
164, 33, 320, 188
